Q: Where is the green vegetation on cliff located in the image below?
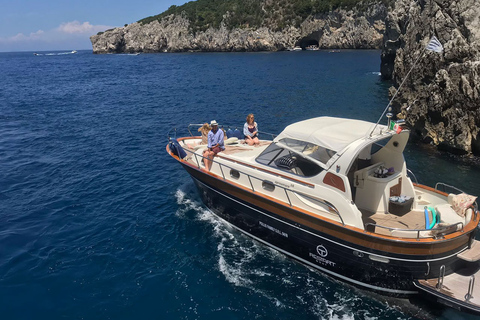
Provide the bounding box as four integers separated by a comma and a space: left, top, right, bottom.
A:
138, 0, 392, 32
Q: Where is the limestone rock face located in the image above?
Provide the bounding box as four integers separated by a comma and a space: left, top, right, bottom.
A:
303, 3, 387, 49
381, 0, 480, 155
90, 3, 387, 54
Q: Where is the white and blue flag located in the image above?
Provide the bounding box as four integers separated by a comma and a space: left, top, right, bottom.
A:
426, 36, 444, 53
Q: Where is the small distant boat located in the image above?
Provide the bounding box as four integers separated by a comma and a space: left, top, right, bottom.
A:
33, 53, 38, 56
306, 45, 319, 51
71, 50, 77, 54
287, 47, 302, 51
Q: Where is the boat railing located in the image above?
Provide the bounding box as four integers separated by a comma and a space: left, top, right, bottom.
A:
167, 127, 178, 141
406, 169, 418, 184
185, 147, 345, 225
435, 182, 464, 194
186, 123, 277, 140
435, 182, 478, 220
364, 221, 464, 240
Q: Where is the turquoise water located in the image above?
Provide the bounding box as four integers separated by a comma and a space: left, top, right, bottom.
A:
1, 49, 479, 319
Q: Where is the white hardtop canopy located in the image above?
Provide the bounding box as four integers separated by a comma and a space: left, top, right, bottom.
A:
274, 116, 389, 154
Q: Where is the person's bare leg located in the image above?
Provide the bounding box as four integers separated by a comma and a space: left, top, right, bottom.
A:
204, 150, 216, 171
203, 150, 210, 171
206, 152, 215, 171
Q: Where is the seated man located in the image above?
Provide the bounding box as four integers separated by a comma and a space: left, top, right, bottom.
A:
203, 120, 225, 171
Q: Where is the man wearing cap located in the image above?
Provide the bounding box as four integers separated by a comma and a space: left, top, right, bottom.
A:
203, 120, 225, 171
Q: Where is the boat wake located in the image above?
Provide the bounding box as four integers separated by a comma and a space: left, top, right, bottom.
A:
173, 187, 417, 319
174, 187, 210, 219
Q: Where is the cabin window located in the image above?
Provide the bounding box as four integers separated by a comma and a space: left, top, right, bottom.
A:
256, 143, 323, 177
230, 169, 240, 179
262, 180, 275, 192
371, 137, 392, 155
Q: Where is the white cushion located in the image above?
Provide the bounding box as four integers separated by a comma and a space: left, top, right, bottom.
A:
225, 137, 239, 145
436, 203, 464, 225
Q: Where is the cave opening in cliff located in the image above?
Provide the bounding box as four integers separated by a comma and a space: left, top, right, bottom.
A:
298, 38, 319, 50
473, 133, 480, 157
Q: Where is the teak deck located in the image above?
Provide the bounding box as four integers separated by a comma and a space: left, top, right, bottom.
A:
363, 210, 427, 234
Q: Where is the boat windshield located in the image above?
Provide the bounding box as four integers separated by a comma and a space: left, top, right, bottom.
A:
278, 138, 336, 164
256, 141, 324, 177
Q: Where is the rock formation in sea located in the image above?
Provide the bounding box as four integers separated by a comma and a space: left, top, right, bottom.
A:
381, 0, 480, 156
90, 3, 387, 54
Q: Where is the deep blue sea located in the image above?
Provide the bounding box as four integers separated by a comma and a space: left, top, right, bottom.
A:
1, 49, 480, 320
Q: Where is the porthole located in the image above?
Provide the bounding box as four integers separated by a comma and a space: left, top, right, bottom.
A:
353, 250, 364, 258
393, 141, 399, 147
230, 169, 240, 179
262, 180, 275, 192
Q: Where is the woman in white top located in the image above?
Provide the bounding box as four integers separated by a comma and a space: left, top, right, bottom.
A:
243, 113, 259, 146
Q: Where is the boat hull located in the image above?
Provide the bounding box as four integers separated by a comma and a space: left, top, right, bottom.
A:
183, 163, 472, 295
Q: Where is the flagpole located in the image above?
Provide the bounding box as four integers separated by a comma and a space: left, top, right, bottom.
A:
368, 47, 427, 137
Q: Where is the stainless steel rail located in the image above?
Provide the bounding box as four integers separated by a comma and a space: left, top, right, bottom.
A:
437, 265, 445, 290
435, 182, 465, 194
167, 127, 177, 141
406, 169, 418, 184
466, 275, 475, 301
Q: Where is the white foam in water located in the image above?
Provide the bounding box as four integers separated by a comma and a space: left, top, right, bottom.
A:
174, 188, 209, 219
218, 254, 253, 287
321, 299, 355, 320
174, 187, 289, 307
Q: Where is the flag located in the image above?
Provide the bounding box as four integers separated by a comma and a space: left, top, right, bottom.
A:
426, 36, 443, 53
389, 121, 403, 134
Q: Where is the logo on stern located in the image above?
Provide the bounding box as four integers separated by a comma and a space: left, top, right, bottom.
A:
316, 245, 328, 257
309, 244, 336, 267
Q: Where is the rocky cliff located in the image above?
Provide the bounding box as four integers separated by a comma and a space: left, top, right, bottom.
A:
90, 3, 387, 53
381, 0, 480, 156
